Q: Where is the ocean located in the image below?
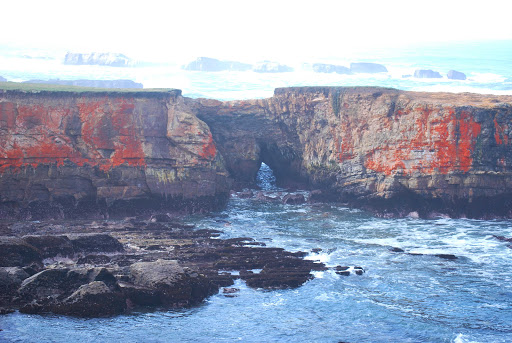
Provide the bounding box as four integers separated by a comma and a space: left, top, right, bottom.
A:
0, 41, 511, 342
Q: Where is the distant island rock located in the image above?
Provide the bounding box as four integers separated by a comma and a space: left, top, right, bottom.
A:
414, 69, 442, 78
253, 61, 294, 73
312, 63, 351, 74
22, 79, 143, 89
183, 57, 252, 72
0, 76, 6, 82
64, 52, 135, 67
350, 62, 387, 73
447, 70, 467, 80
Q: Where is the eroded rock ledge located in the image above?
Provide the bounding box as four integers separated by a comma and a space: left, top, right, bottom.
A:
1, 86, 512, 218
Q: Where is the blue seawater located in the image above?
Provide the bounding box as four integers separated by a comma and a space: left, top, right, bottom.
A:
1, 41, 512, 342
1, 164, 512, 342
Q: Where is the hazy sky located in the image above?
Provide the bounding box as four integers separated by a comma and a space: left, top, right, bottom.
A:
2, 0, 512, 62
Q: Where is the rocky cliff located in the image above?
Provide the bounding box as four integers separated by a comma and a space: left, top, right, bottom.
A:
195, 87, 512, 218
0, 89, 230, 219
1, 86, 511, 218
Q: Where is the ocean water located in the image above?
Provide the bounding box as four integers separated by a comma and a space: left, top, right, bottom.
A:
1, 164, 511, 343
0, 40, 511, 101
1, 41, 512, 342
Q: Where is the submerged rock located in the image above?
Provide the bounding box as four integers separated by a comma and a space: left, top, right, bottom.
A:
282, 194, 306, 205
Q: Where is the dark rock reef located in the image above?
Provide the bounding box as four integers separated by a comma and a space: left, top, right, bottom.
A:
0, 219, 326, 317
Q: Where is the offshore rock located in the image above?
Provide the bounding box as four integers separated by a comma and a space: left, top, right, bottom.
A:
253, 61, 294, 73
0, 88, 230, 219
64, 52, 135, 67
23, 79, 143, 89
414, 69, 442, 78
350, 62, 387, 73
447, 70, 467, 80
195, 87, 512, 218
312, 63, 351, 74
183, 57, 252, 72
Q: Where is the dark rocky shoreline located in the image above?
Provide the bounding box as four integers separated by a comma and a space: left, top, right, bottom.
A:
0, 213, 327, 317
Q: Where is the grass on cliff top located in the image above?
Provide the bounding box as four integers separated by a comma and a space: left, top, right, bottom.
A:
0, 81, 179, 95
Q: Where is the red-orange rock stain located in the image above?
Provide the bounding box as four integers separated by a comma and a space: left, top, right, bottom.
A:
199, 134, 217, 160
364, 106, 481, 175
0, 97, 145, 172
494, 118, 509, 145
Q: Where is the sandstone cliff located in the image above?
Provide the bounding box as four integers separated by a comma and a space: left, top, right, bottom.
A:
0, 89, 230, 219
195, 87, 512, 218
1, 86, 512, 218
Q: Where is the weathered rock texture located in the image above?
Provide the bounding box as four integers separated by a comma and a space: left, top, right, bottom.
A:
194, 87, 512, 218
0, 89, 230, 219
1, 86, 512, 217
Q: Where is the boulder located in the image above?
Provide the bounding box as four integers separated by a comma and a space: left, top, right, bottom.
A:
414, 69, 442, 78
350, 62, 387, 73
23, 79, 143, 89
183, 57, 252, 72
150, 214, 173, 223
22, 235, 75, 258
53, 281, 126, 317
282, 194, 306, 205
312, 64, 351, 74
64, 52, 134, 67
0, 237, 42, 267
0, 267, 30, 305
447, 70, 466, 80
68, 234, 124, 254
253, 61, 294, 73
17, 267, 117, 304
128, 259, 216, 307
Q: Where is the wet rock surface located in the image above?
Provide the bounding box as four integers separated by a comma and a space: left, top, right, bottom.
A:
0, 217, 326, 317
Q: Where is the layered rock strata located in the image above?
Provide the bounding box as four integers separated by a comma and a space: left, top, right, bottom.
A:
195, 87, 512, 217
0, 89, 230, 219
1, 86, 512, 218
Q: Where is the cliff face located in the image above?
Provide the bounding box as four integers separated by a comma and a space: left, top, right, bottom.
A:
1, 86, 512, 219
196, 87, 512, 217
0, 89, 229, 219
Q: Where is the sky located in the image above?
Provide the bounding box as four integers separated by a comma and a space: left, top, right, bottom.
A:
2, 0, 512, 63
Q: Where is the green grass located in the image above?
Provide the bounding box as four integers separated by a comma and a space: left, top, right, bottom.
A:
0, 81, 179, 95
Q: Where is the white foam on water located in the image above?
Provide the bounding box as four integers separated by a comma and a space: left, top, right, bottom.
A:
453, 333, 481, 343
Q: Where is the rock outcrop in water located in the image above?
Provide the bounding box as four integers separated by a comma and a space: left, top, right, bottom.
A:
414, 69, 442, 78
350, 62, 387, 73
447, 70, 467, 80
64, 52, 135, 67
312, 64, 351, 75
195, 87, 512, 218
1, 86, 512, 218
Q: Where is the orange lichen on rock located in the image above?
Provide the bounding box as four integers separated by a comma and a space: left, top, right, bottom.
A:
364, 106, 481, 175
494, 118, 509, 145
199, 134, 217, 160
0, 96, 146, 172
